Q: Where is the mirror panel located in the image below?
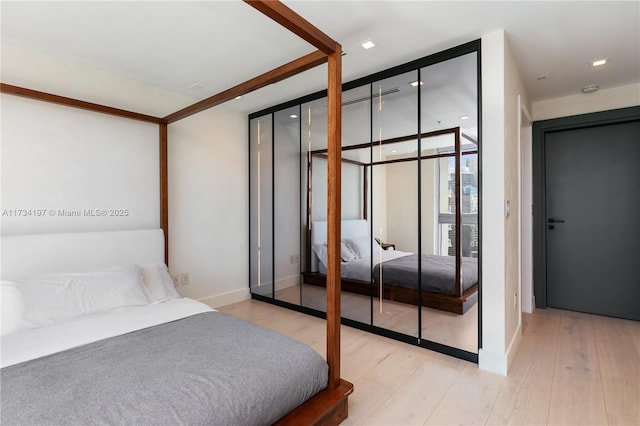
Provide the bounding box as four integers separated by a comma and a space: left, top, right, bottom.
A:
249, 115, 273, 298
274, 107, 302, 305
371, 70, 419, 337
340, 85, 372, 324
343, 85, 371, 148
301, 97, 328, 313
419, 52, 479, 353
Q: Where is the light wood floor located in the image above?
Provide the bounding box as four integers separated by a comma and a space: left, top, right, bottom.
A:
276, 284, 478, 353
218, 299, 640, 425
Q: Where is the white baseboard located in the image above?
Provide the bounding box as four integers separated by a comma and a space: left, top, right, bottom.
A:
198, 287, 251, 308
479, 324, 523, 376
479, 348, 507, 375
275, 274, 299, 291
249, 274, 300, 293
206, 275, 298, 308
505, 322, 523, 372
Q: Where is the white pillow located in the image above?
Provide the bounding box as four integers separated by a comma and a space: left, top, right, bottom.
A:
345, 236, 382, 259
1, 281, 26, 335
15, 265, 150, 328
312, 242, 328, 268
142, 263, 180, 303
340, 240, 357, 262
315, 242, 356, 266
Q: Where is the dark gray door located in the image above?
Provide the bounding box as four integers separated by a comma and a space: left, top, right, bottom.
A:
545, 120, 640, 320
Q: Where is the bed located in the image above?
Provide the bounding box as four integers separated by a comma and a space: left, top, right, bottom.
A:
1, 1, 351, 421
0, 229, 349, 425
303, 220, 479, 314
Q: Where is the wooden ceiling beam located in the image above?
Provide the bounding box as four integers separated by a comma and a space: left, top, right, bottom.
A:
0, 83, 163, 124
244, 0, 340, 54
164, 50, 327, 124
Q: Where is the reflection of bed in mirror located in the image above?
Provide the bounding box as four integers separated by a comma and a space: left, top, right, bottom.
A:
303, 220, 478, 314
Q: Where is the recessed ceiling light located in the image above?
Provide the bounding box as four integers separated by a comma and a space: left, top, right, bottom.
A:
391, 150, 397, 153
409, 80, 424, 87
361, 40, 376, 50
459, 115, 469, 120
235, 95, 242, 100
289, 114, 299, 119
591, 58, 608, 67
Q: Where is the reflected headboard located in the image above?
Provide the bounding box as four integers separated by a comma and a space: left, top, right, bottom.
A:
1, 229, 165, 280
310, 219, 368, 272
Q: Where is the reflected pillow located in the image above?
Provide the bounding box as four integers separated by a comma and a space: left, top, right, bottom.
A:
312, 242, 328, 268
344, 236, 382, 259
314, 242, 357, 266
340, 241, 357, 262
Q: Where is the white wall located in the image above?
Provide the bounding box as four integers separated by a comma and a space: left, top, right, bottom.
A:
0, 43, 194, 239
1, 94, 159, 235
503, 35, 530, 364
1, 44, 193, 117
532, 83, 640, 121
479, 30, 531, 375
386, 162, 418, 251
370, 165, 388, 242
311, 158, 362, 222
385, 159, 437, 254
1, 44, 250, 308
479, 30, 507, 374
167, 107, 248, 307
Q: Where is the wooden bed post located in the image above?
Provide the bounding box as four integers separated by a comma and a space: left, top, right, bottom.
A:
306, 155, 313, 273
326, 47, 342, 390
159, 122, 169, 265
363, 165, 368, 221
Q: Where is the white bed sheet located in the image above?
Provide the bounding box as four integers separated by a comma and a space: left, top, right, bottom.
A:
319, 250, 412, 281
1, 298, 213, 368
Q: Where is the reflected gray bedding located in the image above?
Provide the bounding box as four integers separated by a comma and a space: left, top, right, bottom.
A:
373, 254, 477, 295
1, 312, 328, 426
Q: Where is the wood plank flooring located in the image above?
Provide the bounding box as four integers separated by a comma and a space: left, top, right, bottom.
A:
217, 300, 640, 425
276, 284, 478, 353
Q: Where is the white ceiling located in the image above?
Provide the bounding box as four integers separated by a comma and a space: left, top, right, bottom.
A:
1, 1, 638, 116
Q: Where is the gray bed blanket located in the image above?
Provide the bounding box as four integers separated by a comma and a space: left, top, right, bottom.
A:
373, 254, 477, 295
1, 312, 328, 426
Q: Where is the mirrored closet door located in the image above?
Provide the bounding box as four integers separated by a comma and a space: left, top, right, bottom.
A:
273, 107, 302, 306
249, 115, 273, 299
249, 41, 480, 361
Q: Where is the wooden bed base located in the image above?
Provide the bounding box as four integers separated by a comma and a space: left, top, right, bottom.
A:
277, 379, 354, 426
303, 272, 478, 315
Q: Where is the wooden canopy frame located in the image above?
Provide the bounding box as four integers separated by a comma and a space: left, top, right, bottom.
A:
0, 1, 351, 424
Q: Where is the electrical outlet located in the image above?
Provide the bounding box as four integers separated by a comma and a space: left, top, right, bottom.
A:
514, 292, 518, 309
171, 274, 180, 287
294, 254, 299, 263
180, 272, 191, 286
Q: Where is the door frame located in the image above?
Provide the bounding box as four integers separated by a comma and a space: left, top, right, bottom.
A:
518, 97, 533, 314
532, 106, 640, 309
